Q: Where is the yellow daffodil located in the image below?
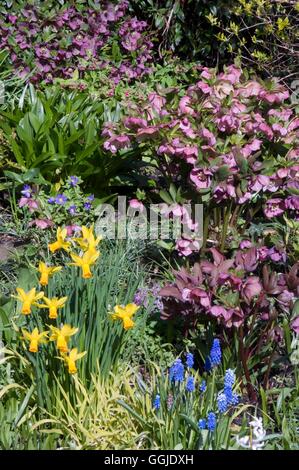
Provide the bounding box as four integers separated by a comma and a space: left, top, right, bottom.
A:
69, 249, 100, 279
38, 296, 68, 319
49, 324, 79, 353
75, 225, 101, 254
38, 261, 62, 286
48, 227, 71, 253
12, 288, 44, 315
60, 348, 87, 374
110, 303, 139, 330
21, 327, 48, 353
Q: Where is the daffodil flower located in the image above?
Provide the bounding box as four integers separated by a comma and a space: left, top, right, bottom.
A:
110, 303, 139, 330
21, 327, 48, 353
12, 288, 44, 315
69, 249, 100, 279
38, 296, 68, 319
60, 348, 87, 374
38, 261, 62, 286
74, 225, 101, 254
49, 324, 79, 352
48, 227, 71, 253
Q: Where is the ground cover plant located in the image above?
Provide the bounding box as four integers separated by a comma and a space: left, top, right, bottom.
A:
0, 0, 298, 453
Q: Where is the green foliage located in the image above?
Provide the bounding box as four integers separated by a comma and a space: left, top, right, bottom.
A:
0, 85, 139, 193
130, 0, 299, 82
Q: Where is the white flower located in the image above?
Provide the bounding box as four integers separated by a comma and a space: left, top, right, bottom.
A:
236, 416, 266, 450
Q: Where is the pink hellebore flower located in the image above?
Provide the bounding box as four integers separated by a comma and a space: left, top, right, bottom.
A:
124, 117, 147, 130
219, 65, 242, 84
242, 277, 262, 303
175, 237, 200, 257
190, 288, 211, 308
210, 306, 244, 328
129, 199, 145, 212
148, 92, 166, 118
65, 225, 81, 237
200, 128, 216, 146
190, 168, 212, 190
29, 218, 54, 230
264, 198, 285, 219
214, 80, 234, 100
19, 197, 39, 213
237, 80, 263, 98
249, 175, 270, 193
103, 135, 131, 153
179, 96, 196, 116
136, 126, 159, 141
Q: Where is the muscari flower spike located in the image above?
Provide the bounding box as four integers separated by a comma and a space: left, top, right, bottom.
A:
186, 352, 194, 369
153, 394, 161, 410
169, 358, 185, 383
186, 376, 195, 393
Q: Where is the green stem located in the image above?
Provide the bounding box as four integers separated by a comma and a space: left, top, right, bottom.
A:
220, 202, 232, 252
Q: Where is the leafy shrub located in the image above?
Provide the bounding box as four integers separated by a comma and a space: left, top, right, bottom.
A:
130, 0, 299, 82
102, 64, 299, 254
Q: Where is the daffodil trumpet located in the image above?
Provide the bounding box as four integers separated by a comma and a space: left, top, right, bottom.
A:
12, 288, 44, 315
38, 296, 68, 319
38, 261, 62, 286
110, 303, 139, 330
21, 327, 48, 353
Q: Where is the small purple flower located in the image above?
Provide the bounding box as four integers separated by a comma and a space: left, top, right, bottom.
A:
55, 194, 68, 205
84, 202, 92, 211
21, 185, 32, 198
48, 197, 56, 204
68, 205, 77, 216
69, 176, 79, 187
87, 194, 95, 201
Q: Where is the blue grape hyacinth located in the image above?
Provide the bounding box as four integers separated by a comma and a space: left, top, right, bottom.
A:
169, 358, 185, 383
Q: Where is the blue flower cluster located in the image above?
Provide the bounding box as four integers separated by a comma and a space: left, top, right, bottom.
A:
217, 369, 240, 413
169, 358, 185, 383
205, 339, 222, 371
198, 412, 217, 432
153, 394, 161, 410
186, 352, 194, 369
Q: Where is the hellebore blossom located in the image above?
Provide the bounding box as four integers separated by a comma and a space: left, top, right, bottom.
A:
264, 198, 285, 218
